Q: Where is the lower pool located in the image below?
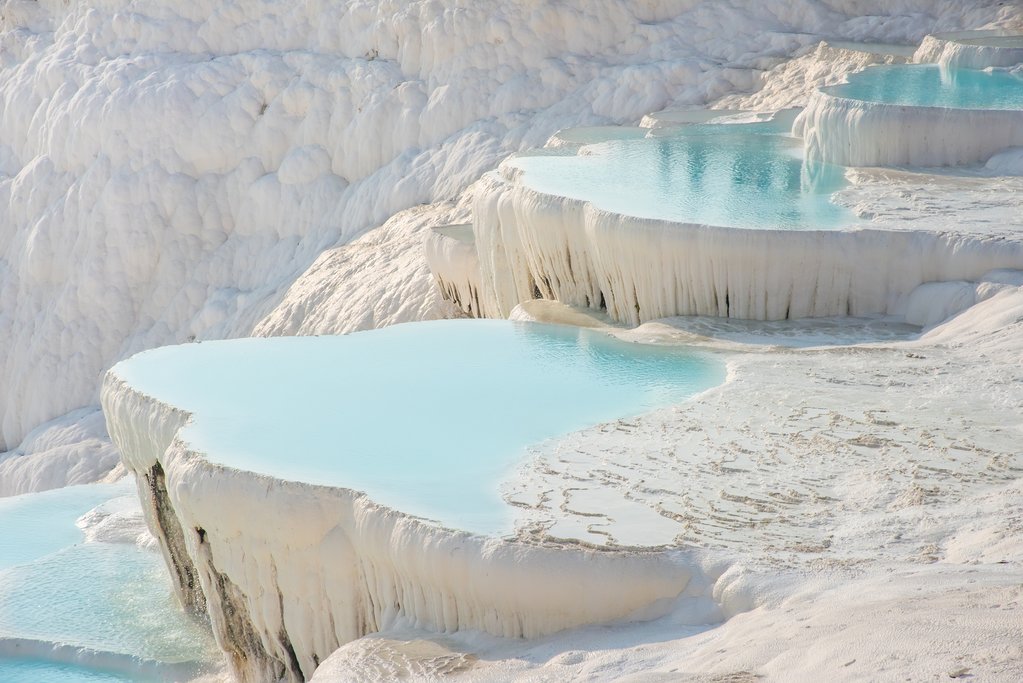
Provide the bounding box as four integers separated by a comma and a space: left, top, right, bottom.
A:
826, 64, 1023, 110
111, 320, 724, 536
507, 121, 854, 230
0, 484, 217, 681
0, 659, 131, 683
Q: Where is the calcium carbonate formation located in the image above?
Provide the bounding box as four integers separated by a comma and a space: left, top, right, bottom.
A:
3, 0, 803, 455
101, 368, 702, 682
1, 1, 1021, 681
428, 33, 1023, 324
914, 29, 1023, 69
795, 69, 1023, 167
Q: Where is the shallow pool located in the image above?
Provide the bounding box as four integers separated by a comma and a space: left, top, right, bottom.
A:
111, 320, 724, 535
508, 122, 855, 229
0, 484, 217, 681
0, 659, 132, 683
828, 64, 1023, 110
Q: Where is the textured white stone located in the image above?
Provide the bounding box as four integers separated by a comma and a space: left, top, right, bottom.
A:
469, 172, 1023, 324
423, 225, 483, 318
914, 30, 1023, 69
795, 87, 1023, 168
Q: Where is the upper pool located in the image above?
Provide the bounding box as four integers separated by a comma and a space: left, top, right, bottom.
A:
827, 64, 1023, 110
111, 320, 723, 536
507, 121, 855, 230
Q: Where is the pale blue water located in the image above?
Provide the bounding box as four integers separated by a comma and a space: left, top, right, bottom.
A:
0, 484, 216, 681
0, 659, 131, 682
829, 64, 1023, 109
509, 121, 854, 229
0, 485, 119, 570
112, 320, 724, 535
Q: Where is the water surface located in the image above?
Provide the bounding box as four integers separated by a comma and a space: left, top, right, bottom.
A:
828, 64, 1023, 110
0, 659, 132, 683
0, 483, 217, 681
509, 122, 854, 230
112, 320, 724, 535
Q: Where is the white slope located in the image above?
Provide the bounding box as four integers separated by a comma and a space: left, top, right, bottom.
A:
311, 562, 1023, 682
252, 201, 468, 336
713, 40, 910, 112
2, 0, 1020, 490
0, 408, 120, 496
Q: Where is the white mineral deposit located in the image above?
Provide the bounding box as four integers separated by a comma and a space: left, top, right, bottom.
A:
1, 1, 1022, 681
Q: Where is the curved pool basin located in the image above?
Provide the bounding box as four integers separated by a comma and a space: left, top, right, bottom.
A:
798, 63, 1023, 168
506, 122, 855, 230
109, 319, 724, 536
824, 64, 1023, 110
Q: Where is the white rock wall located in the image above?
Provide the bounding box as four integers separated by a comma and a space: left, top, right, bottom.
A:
795, 89, 1023, 168
423, 226, 484, 318
471, 173, 1023, 324
914, 31, 1023, 69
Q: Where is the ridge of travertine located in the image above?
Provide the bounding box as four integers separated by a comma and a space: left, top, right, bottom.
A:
101, 370, 736, 682
463, 174, 1023, 324
914, 30, 1023, 69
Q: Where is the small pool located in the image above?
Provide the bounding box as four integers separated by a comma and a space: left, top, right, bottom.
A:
111, 320, 724, 536
0, 484, 217, 681
827, 64, 1023, 110
507, 121, 855, 230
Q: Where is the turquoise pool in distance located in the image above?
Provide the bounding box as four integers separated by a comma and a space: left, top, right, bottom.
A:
828, 64, 1023, 110
508, 121, 855, 230
112, 320, 724, 536
0, 484, 217, 682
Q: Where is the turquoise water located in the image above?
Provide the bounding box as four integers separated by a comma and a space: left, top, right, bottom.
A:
508, 121, 854, 229
0, 485, 119, 570
112, 320, 724, 535
829, 64, 1023, 109
0, 484, 216, 681
0, 659, 131, 682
